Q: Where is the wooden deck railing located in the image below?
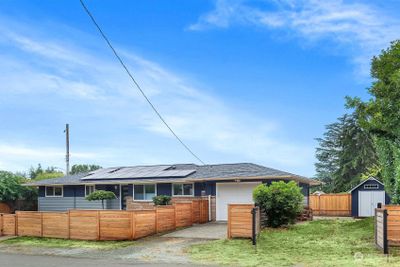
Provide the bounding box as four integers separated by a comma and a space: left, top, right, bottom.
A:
0, 199, 209, 241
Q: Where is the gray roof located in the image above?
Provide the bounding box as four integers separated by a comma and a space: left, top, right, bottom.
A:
25, 163, 320, 186
81, 165, 195, 180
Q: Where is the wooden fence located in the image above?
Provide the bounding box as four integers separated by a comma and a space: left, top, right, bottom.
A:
385, 205, 400, 246
375, 208, 388, 254
227, 204, 260, 239
0, 203, 11, 214
0, 200, 208, 241
309, 194, 352, 216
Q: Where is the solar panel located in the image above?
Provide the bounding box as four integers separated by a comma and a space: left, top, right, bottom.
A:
81, 165, 195, 180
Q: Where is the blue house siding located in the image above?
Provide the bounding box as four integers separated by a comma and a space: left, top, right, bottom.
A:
38, 178, 312, 211
38, 185, 120, 211
351, 179, 390, 217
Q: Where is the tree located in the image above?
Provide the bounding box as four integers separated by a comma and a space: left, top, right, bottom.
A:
85, 190, 116, 209
29, 164, 43, 179
315, 113, 378, 192
253, 181, 303, 228
29, 164, 63, 180
0, 171, 38, 210
347, 40, 400, 202
33, 172, 64, 181
70, 164, 102, 175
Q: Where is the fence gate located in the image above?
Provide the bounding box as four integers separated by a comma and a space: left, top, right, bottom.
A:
375, 208, 388, 254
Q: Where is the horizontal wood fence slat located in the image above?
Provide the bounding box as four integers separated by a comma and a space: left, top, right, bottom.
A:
0, 199, 209, 241
385, 205, 400, 246
309, 194, 351, 216
228, 204, 260, 239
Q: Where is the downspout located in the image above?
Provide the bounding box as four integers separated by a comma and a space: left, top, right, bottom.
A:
73, 187, 77, 209
119, 184, 122, 210
208, 194, 211, 222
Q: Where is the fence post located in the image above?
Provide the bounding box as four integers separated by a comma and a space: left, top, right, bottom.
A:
383, 209, 388, 254
96, 211, 100, 240
67, 210, 71, 239
131, 211, 136, 240
0, 214, 3, 236
227, 205, 231, 239
40, 212, 43, 237
155, 208, 158, 233
15, 212, 18, 236
251, 207, 257, 246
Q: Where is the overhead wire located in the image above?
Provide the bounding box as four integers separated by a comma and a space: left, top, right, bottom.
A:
79, 0, 205, 165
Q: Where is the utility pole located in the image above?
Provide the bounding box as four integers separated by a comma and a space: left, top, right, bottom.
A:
65, 124, 70, 175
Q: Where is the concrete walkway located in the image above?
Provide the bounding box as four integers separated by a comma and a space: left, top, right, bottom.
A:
163, 222, 227, 240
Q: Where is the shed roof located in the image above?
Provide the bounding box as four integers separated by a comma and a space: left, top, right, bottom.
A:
349, 177, 384, 192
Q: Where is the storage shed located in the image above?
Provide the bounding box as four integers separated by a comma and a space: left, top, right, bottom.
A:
350, 177, 390, 217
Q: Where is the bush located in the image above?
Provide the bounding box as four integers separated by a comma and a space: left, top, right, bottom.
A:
0, 171, 38, 211
85, 190, 116, 209
153, 195, 171, 205
253, 181, 304, 228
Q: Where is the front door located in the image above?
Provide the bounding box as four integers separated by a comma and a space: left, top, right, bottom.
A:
358, 191, 385, 217
121, 185, 130, 210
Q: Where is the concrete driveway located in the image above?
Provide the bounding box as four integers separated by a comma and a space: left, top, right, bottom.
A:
163, 222, 227, 239
0, 223, 226, 266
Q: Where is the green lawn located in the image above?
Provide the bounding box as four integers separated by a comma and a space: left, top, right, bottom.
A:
0, 236, 135, 249
189, 218, 400, 267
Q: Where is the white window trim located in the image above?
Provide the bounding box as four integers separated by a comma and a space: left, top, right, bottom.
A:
364, 184, 379, 189
172, 183, 194, 197
45, 186, 63, 197
133, 184, 157, 202
85, 184, 96, 197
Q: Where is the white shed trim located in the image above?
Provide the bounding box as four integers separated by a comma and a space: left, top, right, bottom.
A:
349, 177, 383, 193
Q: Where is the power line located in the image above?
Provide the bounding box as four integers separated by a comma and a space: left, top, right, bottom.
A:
79, 0, 205, 165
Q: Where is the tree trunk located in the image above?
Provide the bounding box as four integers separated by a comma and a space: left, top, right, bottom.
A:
102, 200, 104, 210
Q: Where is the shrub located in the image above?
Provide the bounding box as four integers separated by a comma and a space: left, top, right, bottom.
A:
253, 181, 304, 228
153, 195, 172, 205
0, 171, 38, 211
85, 190, 116, 209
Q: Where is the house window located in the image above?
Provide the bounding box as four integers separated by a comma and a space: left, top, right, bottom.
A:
173, 183, 193, 196
364, 184, 379, 189
85, 185, 96, 196
134, 184, 156, 201
45, 186, 63, 197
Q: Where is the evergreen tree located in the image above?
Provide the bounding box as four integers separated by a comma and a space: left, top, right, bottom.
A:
347, 40, 400, 203
315, 113, 378, 192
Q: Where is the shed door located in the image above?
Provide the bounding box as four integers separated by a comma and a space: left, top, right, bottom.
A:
216, 182, 261, 221
358, 191, 385, 217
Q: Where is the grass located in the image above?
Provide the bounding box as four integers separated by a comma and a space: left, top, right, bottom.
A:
189, 218, 400, 267
0, 236, 135, 250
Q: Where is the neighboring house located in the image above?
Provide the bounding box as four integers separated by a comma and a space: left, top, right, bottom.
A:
27, 163, 320, 221
350, 177, 390, 217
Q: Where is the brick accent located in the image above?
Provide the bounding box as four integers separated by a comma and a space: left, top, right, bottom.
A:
125, 195, 216, 221
125, 197, 155, 210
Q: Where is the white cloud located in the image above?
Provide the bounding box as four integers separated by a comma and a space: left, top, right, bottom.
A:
0, 16, 315, 175
0, 143, 98, 172
189, 0, 400, 77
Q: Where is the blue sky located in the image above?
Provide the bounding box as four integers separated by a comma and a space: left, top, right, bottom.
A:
0, 0, 399, 176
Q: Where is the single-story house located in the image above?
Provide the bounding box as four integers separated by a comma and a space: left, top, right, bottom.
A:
350, 177, 390, 217
27, 163, 320, 221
